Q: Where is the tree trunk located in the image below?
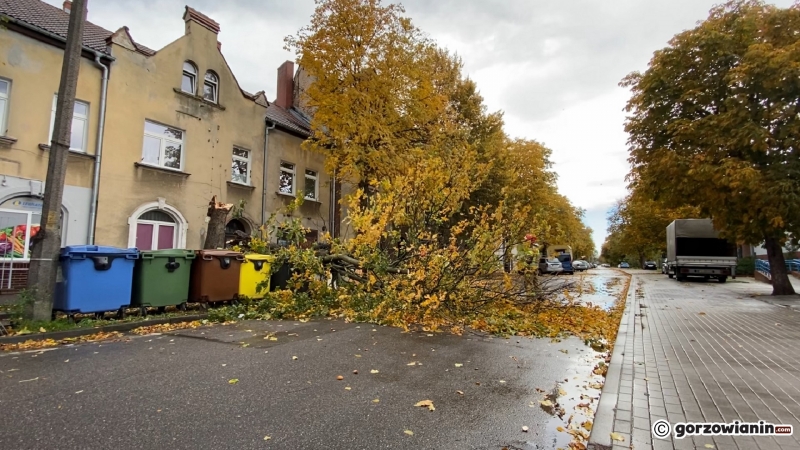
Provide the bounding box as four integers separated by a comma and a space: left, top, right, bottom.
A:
638, 250, 645, 269
26, 0, 88, 321
203, 195, 233, 249
765, 236, 795, 296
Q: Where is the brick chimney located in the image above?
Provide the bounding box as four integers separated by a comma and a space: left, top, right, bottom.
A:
63, 0, 71, 13
275, 61, 295, 109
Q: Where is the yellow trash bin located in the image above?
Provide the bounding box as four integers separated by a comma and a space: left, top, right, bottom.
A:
239, 254, 275, 299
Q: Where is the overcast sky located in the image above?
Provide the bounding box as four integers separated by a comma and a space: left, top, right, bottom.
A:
47, 0, 793, 250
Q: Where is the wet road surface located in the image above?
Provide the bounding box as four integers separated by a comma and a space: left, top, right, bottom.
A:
0, 270, 626, 450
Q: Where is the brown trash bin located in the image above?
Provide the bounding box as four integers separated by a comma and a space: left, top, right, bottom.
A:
189, 249, 245, 304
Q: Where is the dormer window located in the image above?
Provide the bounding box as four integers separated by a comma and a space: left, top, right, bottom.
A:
181, 61, 197, 94
203, 71, 218, 103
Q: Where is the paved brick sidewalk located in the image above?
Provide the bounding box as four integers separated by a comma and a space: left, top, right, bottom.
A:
590, 272, 800, 450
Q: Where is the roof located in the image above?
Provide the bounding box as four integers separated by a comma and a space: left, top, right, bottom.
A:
266, 104, 311, 138
0, 0, 156, 56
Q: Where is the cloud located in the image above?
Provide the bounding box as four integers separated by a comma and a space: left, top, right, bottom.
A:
42, 0, 795, 249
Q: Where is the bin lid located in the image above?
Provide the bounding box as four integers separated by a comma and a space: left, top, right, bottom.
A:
140, 249, 196, 258
244, 253, 275, 262
61, 245, 138, 256
196, 249, 243, 258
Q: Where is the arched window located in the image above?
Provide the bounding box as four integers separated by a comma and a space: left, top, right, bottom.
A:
181, 61, 197, 94
135, 209, 177, 250
203, 71, 218, 103
225, 219, 248, 246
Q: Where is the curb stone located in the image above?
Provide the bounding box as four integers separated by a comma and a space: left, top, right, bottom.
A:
0, 314, 208, 345
587, 273, 636, 450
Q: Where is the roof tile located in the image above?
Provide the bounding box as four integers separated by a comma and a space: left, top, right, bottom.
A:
267, 104, 311, 137
0, 0, 113, 55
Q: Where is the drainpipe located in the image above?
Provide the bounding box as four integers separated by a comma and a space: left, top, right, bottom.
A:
87, 53, 110, 245
261, 119, 277, 236
4, 18, 116, 244
329, 168, 336, 238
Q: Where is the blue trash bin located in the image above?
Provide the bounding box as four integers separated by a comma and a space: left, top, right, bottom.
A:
54, 245, 139, 317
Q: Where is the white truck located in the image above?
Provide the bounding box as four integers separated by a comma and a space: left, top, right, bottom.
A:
665, 219, 737, 283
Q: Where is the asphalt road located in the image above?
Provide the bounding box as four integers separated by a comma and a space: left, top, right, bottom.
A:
0, 271, 624, 450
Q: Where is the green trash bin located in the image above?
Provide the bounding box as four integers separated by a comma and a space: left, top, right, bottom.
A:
132, 249, 196, 315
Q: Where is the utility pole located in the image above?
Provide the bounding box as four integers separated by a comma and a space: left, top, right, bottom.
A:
27, 0, 88, 321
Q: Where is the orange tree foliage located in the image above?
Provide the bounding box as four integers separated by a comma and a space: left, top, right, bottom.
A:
250, 0, 609, 337
621, 0, 800, 294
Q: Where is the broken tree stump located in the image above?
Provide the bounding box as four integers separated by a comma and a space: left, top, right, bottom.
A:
203, 195, 234, 249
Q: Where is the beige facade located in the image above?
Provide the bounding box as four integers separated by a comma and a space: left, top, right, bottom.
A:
0, 0, 336, 294
95, 9, 330, 250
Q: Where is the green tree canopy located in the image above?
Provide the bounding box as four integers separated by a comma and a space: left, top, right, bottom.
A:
621, 0, 800, 294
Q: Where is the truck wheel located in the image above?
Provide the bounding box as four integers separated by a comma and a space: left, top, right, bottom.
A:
719, 276, 727, 283
668, 273, 674, 279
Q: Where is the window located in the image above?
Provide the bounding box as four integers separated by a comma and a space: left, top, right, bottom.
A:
142, 120, 184, 170
279, 162, 295, 195
203, 71, 218, 103
0, 196, 65, 261
181, 61, 197, 94
231, 147, 250, 185
225, 219, 247, 245
304, 169, 318, 201
0, 79, 9, 136
135, 210, 176, 250
49, 95, 89, 152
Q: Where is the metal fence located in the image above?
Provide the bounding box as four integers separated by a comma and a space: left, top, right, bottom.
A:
754, 259, 800, 280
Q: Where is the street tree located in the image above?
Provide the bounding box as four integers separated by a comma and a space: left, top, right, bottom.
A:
621, 0, 800, 294
607, 190, 700, 267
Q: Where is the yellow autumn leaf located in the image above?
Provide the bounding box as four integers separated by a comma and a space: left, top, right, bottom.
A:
404, 430, 414, 436
414, 400, 435, 411
610, 432, 625, 442
228, 379, 239, 385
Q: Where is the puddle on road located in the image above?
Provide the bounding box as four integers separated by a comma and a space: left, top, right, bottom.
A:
568, 274, 625, 310
542, 346, 607, 450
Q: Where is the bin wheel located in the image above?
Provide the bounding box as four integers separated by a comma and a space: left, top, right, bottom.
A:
94, 312, 104, 321
157, 306, 166, 314
117, 308, 125, 320
67, 314, 76, 324
140, 306, 148, 317
231, 298, 240, 306
51, 311, 57, 321
178, 303, 187, 312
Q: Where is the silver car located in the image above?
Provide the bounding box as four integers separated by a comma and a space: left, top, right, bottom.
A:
538, 257, 564, 275
573, 260, 590, 271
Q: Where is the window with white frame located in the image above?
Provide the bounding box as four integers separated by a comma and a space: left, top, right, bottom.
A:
141, 120, 184, 170
231, 147, 250, 185
0, 79, 9, 136
49, 94, 89, 152
279, 162, 295, 195
203, 71, 218, 103
304, 169, 318, 201
135, 209, 177, 251
181, 61, 197, 94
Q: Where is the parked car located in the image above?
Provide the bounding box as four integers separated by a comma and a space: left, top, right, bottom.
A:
538, 257, 564, 275
573, 260, 590, 271
643, 260, 658, 270
618, 262, 630, 269
601, 263, 610, 268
